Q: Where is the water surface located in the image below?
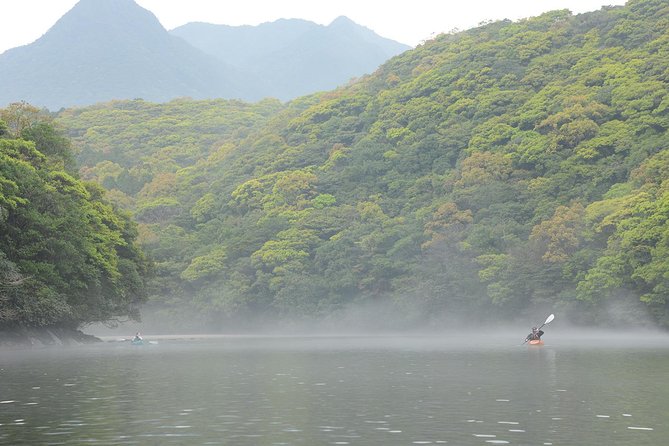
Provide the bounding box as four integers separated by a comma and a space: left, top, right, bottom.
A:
1, 334, 667, 445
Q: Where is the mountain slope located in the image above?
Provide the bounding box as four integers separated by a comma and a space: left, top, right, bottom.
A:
169, 19, 320, 68
171, 16, 411, 100
0, 0, 258, 110
57, 0, 669, 329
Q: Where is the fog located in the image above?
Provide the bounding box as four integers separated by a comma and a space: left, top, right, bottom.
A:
84, 298, 669, 351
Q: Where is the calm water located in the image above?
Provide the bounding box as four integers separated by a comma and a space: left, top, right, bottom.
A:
1, 334, 668, 445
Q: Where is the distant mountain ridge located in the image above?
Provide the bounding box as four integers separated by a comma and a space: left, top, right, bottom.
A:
0, 0, 252, 109
171, 16, 411, 100
0, 0, 410, 110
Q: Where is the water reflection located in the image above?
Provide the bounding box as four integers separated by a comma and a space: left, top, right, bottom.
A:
0, 335, 667, 445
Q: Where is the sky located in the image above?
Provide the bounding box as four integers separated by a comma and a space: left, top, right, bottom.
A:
0, 0, 628, 54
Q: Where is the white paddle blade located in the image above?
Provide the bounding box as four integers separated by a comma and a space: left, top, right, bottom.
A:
544, 313, 555, 325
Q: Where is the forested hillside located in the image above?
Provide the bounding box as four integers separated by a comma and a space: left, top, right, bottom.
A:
0, 103, 151, 329
58, 0, 669, 329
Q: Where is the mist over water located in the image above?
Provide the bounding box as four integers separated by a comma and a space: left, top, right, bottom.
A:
1, 333, 668, 446
84, 280, 667, 341
85, 299, 669, 351
22, 300, 666, 445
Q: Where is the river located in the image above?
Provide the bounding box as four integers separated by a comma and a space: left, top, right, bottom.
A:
1, 332, 667, 445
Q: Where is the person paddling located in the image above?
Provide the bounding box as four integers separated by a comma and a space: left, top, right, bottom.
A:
525, 326, 544, 342
522, 314, 554, 345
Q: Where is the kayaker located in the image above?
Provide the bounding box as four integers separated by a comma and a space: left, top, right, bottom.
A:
526, 327, 544, 341
132, 332, 143, 342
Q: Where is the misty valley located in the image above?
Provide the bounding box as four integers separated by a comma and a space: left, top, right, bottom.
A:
2, 0, 669, 444
3, 0, 669, 337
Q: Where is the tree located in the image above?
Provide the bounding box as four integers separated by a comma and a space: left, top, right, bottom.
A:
0, 109, 151, 328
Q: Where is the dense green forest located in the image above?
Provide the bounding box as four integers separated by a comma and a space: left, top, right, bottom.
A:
38, 0, 669, 329
0, 103, 151, 329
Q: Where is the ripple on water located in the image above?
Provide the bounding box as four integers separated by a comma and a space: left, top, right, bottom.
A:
42, 431, 74, 436
139, 433, 199, 438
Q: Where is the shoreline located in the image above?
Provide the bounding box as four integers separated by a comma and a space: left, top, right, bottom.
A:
0, 327, 102, 349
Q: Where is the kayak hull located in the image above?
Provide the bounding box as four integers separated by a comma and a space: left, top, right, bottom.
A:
528, 339, 544, 346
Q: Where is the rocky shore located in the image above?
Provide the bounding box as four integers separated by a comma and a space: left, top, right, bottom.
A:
0, 327, 102, 349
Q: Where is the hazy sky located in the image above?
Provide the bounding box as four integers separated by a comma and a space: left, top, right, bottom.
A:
0, 0, 627, 54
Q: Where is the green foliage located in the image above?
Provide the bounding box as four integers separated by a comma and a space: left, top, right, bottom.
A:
55, 0, 669, 327
57, 98, 284, 200
0, 116, 151, 328
0, 120, 10, 138
181, 247, 227, 282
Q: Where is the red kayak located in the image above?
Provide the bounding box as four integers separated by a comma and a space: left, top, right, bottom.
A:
528, 339, 544, 346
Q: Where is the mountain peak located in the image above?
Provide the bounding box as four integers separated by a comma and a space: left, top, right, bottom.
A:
330, 16, 355, 25
69, 0, 138, 11
45, 0, 166, 45
0, 0, 251, 109
328, 16, 359, 29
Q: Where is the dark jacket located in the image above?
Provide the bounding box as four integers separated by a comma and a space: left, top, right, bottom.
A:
526, 329, 544, 341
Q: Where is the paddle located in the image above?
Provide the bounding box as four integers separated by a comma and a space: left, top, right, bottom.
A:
537, 313, 555, 330
522, 313, 555, 344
